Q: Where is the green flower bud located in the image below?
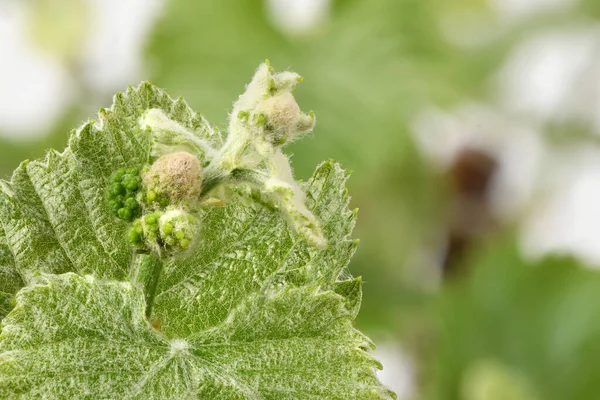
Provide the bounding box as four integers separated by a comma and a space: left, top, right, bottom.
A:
156, 208, 199, 253
137, 211, 162, 246
159, 196, 169, 208
108, 200, 120, 213
110, 183, 125, 196
125, 197, 138, 209
112, 168, 126, 182
117, 207, 132, 221
108, 166, 142, 221
124, 177, 139, 191
127, 226, 142, 244
127, 209, 199, 255
145, 213, 158, 225
162, 222, 173, 235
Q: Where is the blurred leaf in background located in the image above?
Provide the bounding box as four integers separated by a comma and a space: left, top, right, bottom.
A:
431, 235, 600, 400
0, 111, 77, 180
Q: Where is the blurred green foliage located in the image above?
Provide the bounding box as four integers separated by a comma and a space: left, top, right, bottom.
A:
0, 110, 77, 180
146, 0, 502, 171
431, 236, 600, 399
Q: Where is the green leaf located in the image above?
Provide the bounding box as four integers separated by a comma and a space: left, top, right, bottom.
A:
0, 75, 393, 397
0, 272, 392, 398
0, 83, 217, 283
0, 227, 22, 320
150, 159, 359, 337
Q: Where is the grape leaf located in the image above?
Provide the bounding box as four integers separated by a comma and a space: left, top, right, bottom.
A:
0, 273, 392, 399
0, 75, 394, 397
150, 159, 359, 338
0, 227, 21, 320
0, 83, 218, 284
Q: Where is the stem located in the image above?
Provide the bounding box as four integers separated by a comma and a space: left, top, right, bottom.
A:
200, 163, 228, 195
230, 168, 270, 185
131, 253, 164, 317
200, 140, 255, 196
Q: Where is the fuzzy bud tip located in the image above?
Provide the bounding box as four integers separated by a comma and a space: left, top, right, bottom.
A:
144, 152, 202, 203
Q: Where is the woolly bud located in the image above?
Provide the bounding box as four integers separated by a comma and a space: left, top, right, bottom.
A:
255, 92, 315, 147
230, 61, 315, 152
143, 152, 202, 204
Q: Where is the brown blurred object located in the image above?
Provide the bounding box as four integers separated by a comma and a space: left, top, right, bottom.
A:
442, 148, 499, 278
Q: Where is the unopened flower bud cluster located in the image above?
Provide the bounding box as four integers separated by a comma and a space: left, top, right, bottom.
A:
109, 61, 327, 257
109, 152, 202, 255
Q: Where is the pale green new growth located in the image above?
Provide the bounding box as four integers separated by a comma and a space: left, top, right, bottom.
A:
206, 62, 325, 248
0, 63, 395, 399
